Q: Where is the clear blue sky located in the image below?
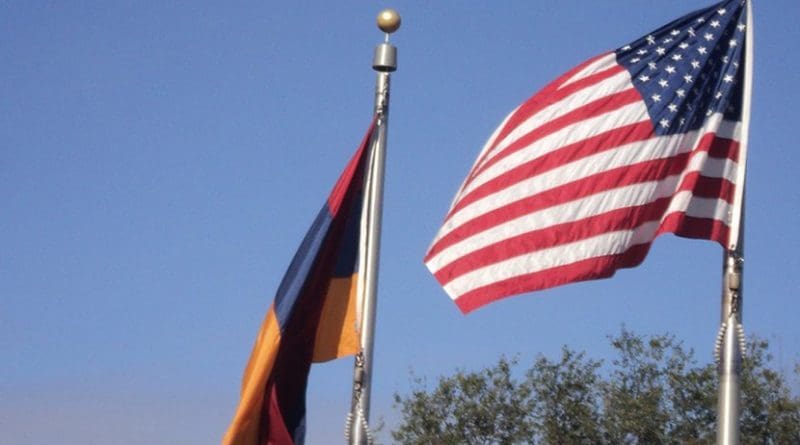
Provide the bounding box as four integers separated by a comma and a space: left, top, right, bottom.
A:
2, 1, 798, 443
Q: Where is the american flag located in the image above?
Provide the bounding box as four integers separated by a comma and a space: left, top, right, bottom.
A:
425, 0, 749, 313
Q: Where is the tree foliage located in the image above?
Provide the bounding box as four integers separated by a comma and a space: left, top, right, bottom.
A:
392, 357, 536, 445
527, 348, 602, 445
392, 329, 800, 445
739, 337, 800, 445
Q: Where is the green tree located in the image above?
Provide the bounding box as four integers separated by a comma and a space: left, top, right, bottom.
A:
391, 357, 536, 445
739, 337, 800, 445
527, 347, 603, 444
601, 328, 717, 445
391, 329, 800, 445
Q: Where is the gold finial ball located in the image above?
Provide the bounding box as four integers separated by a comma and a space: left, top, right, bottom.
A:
376, 9, 401, 34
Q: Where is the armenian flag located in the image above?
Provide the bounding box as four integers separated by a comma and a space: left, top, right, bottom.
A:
224, 122, 375, 445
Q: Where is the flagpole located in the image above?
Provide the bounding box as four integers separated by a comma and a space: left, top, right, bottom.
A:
716, 2, 753, 445
347, 9, 400, 445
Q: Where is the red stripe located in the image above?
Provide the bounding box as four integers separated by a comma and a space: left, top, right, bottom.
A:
436, 198, 672, 284
435, 175, 733, 284
488, 63, 625, 156
327, 119, 374, 214
451, 121, 654, 216
678, 171, 736, 200
453, 215, 728, 313
466, 54, 621, 185
490, 55, 620, 151
659, 213, 729, 244
456, 127, 738, 223
454, 243, 652, 314
705, 133, 740, 160
262, 383, 296, 445
428, 153, 691, 261
544, 53, 612, 95
487, 54, 611, 149
462, 88, 643, 193
427, 133, 738, 260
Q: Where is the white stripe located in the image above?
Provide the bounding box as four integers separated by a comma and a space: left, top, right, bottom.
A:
438, 120, 681, 246
474, 69, 633, 173
435, 103, 649, 247
442, 194, 732, 300
464, 114, 738, 213
442, 221, 662, 300
663, 191, 732, 224
450, 107, 518, 212
716, 118, 741, 140
435, 134, 680, 262
458, 100, 649, 201
435, 114, 739, 246
559, 53, 618, 88
427, 153, 738, 274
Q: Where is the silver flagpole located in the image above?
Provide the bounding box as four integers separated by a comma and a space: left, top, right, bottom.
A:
347, 9, 400, 445
716, 1, 753, 445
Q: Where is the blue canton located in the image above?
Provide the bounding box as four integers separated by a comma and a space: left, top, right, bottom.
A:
615, 0, 746, 136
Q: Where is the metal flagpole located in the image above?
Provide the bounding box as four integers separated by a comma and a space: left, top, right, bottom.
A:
347, 9, 400, 445
716, 1, 753, 444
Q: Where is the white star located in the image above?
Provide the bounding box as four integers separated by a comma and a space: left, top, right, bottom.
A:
637, 49, 648, 55
665, 65, 677, 74
715, 91, 723, 99
668, 103, 678, 113
639, 74, 650, 82
698, 47, 708, 55
738, 23, 746, 32
730, 39, 738, 47
671, 29, 681, 36
688, 27, 696, 37
630, 57, 641, 63
684, 74, 693, 83
663, 37, 673, 44
723, 74, 734, 83
651, 93, 662, 103
671, 54, 683, 61
656, 47, 667, 56
691, 60, 701, 69
676, 89, 686, 98
718, 8, 727, 15
704, 33, 715, 41
660, 119, 670, 128
723, 56, 730, 63
647, 35, 656, 45
679, 42, 689, 50
711, 20, 721, 28
621, 45, 632, 51
648, 62, 658, 70
659, 79, 669, 88
680, 118, 686, 125
697, 17, 706, 24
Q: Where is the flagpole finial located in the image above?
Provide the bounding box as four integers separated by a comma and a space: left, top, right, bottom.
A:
373, 9, 399, 72
376, 9, 401, 34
